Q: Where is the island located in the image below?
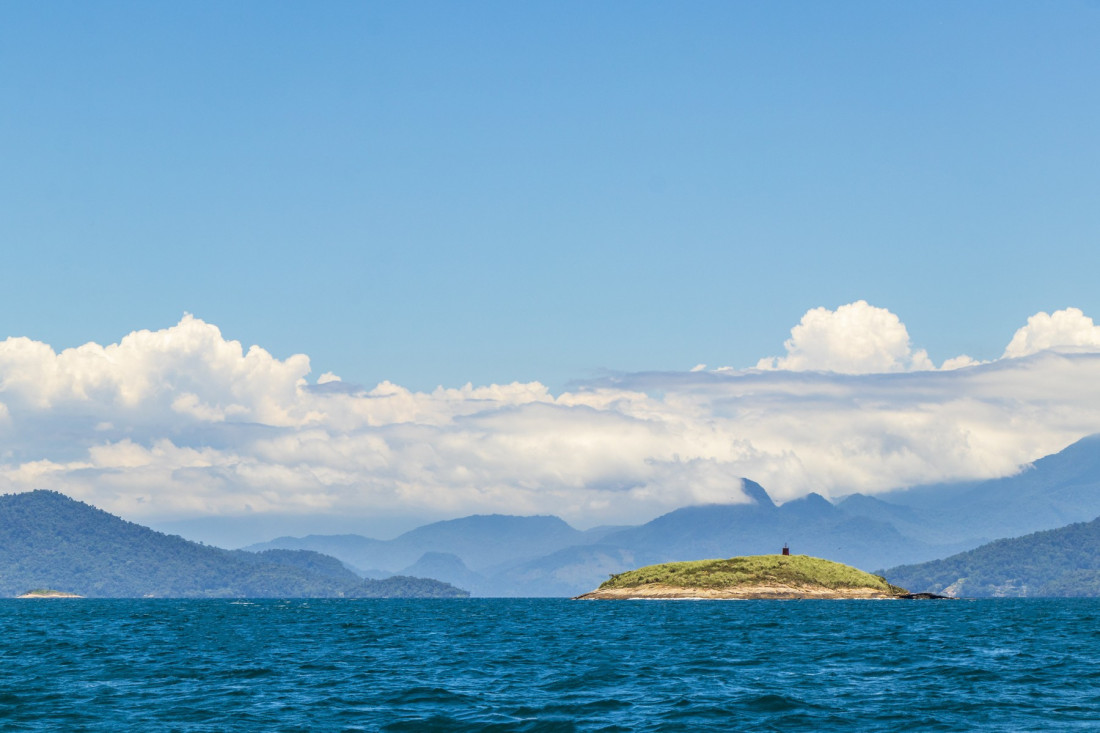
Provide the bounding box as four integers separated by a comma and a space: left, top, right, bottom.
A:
17, 589, 84, 599
575, 554, 916, 600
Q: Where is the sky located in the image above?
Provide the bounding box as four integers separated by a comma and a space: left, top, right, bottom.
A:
3, 2, 1100, 546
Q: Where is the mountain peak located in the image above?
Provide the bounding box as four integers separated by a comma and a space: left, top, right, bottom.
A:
740, 479, 775, 508
778, 492, 834, 520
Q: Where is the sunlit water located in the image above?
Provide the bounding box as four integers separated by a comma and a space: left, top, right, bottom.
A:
2, 598, 1098, 731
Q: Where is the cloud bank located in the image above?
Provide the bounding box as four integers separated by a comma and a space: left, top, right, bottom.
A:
2, 306, 1100, 528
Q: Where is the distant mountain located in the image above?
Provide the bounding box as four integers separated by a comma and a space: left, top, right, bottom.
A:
855, 434, 1100, 546
884, 516, 1100, 597
248, 514, 595, 574
400, 552, 489, 596
596, 481, 947, 569
251, 480, 955, 596
0, 491, 468, 598
388, 514, 587, 569
242, 534, 391, 577
245, 435, 1100, 597
251, 549, 364, 583
490, 544, 643, 598
500, 483, 952, 596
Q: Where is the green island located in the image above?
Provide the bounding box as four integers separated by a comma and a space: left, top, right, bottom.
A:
575, 554, 913, 600
17, 589, 84, 599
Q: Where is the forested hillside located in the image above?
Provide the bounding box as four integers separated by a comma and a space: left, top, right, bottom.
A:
0, 491, 467, 598
885, 516, 1100, 597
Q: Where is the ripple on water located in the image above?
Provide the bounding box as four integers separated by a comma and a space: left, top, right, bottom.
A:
2, 598, 1100, 731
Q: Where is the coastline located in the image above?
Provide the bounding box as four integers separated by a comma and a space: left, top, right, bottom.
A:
16, 591, 84, 599
574, 583, 901, 600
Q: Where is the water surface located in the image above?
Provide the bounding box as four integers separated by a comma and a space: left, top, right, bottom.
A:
1, 598, 1097, 730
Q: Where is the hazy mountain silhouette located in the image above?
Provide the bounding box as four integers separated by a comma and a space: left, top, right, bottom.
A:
844, 433, 1100, 547
400, 552, 488, 595
251, 478, 955, 595
41, 433, 1097, 598
249, 514, 595, 574
0, 491, 468, 598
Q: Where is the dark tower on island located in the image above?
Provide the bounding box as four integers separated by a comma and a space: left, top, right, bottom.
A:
781, 543, 790, 556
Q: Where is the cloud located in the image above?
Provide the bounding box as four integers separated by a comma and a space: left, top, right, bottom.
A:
1003, 307, 1100, 358
2, 306, 1100, 529
0, 314, 313, 425
939, 354, 981, 371
755, 300, 935, 373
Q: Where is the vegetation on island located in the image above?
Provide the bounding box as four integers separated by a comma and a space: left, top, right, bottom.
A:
597, 554, 907, 595
18, 588, 83, 598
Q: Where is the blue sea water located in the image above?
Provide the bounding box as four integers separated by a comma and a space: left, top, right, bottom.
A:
1, 598, 1099, 731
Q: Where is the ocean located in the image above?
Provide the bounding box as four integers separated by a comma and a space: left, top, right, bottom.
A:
1, 598, 1097, 731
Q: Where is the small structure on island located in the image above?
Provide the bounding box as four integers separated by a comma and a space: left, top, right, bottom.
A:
781, 543, 790, 556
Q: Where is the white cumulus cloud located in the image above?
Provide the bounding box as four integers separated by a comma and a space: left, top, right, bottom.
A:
1003, 307, 1100, 358
1, 306, 1100, 531
755, 300, 935, 373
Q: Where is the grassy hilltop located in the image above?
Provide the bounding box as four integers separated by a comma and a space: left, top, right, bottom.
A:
579, 554, 908, 599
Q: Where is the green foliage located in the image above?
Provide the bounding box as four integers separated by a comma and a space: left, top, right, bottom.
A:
250, 549, 362, 583
0, 491, 469, 598
350, 576, 470, 599
600, 554, 906, 594
885, 516, 1100, 597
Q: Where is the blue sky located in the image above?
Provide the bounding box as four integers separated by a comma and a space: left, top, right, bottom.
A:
4, 2, 1099, 392
4, 3, 1100, 544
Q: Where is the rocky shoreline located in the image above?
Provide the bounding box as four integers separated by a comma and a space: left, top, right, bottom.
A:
16, 590, 84, 599
573, 554, 958, 601
574, 583, 905, 600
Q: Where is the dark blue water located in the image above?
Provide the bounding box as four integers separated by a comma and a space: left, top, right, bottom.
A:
2, 598, 1098, 731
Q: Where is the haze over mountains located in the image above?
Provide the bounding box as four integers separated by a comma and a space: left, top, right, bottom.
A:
866, 433, 1100, 544
5, 435, 1100, 598
248, 435, 1100, 596
248, 491, 930, 597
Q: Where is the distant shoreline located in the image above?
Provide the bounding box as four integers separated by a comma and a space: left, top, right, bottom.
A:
576, 554, 913, 600
575, 583, 901, 600
16, 590, 84, 599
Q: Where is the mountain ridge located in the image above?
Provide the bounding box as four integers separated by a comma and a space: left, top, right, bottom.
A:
0, 491, 468, 598
884, 515, 1100, 597
10, 433, 1100, 598
248, 434, 1100, 596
